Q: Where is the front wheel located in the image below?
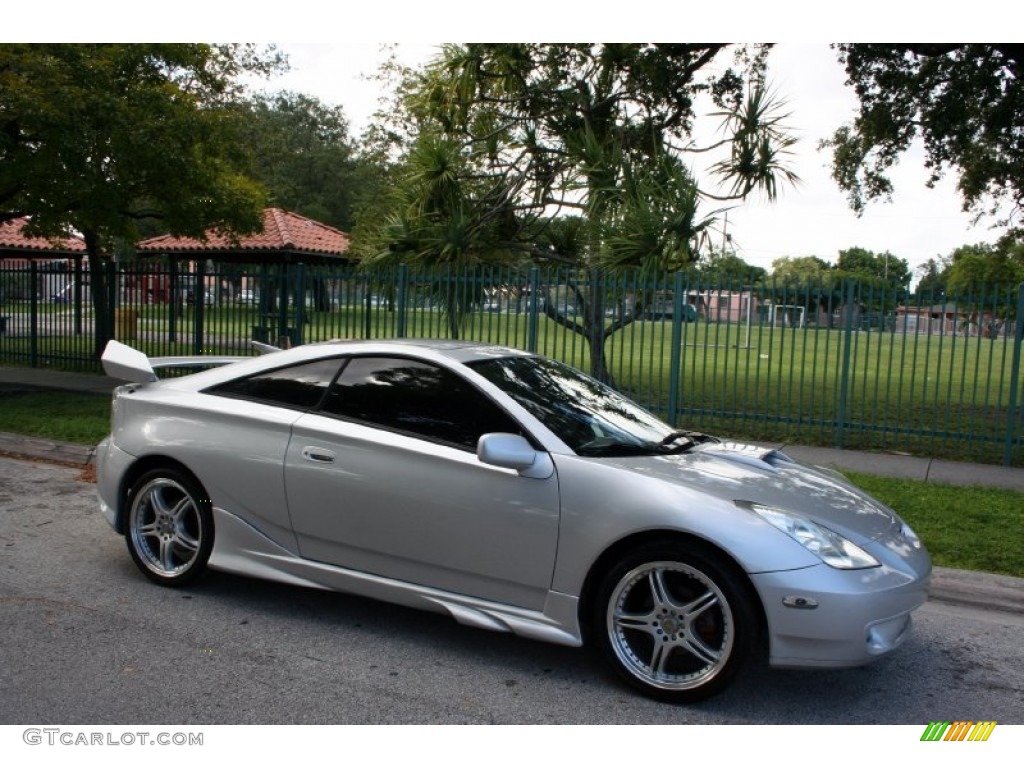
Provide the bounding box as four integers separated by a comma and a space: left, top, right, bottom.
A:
593, 543, 757, 702
125, 468, 213, 587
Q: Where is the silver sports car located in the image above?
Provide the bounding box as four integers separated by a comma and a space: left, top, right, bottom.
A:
96, 338, 931, 702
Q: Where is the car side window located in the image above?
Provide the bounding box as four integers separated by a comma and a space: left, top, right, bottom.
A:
206, 359, 344, 410
319, 356, 520, 450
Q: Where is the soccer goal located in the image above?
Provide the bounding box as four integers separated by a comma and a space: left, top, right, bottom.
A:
769, 304, 806, 329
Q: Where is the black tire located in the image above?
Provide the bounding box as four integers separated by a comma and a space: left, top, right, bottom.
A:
125, 468, 214, 587
592, 542, 757, 703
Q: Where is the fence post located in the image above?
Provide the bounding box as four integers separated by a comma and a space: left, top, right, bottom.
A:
363, 269, 373, 339
168, 260, 178, 343
835, 279, 856, 450
667, 271, 685, 426
193, 260, 206, 355
29, 262, 39, 367
1003, 283, 1024, 466
396, 264, 409, 339
527, 267, 540, 353
277, 264, 290, 345
294, 263, 306, 346
73, 257, 83, 336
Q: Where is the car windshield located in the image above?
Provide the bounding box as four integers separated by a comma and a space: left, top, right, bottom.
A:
468, 355, 712, 457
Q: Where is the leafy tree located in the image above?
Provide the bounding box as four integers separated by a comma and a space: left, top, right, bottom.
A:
769, 255, 834, 286
914, 256, 951, 299
942, 239, 1024, 334
236, 92, 379, 232
836, 246, 911, 301
945, 241, 1024, 297
0, 44, 281, 354
765, 255, 839, 318
810, 247, 911, 312
825, 44, 1024, 228
688, 248, 766, 285
363, 43, 797, 382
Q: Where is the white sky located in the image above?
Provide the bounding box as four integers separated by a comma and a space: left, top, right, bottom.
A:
10, 2, 1021, 278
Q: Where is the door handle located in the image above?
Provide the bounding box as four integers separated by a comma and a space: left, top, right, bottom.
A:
301, 446, 336, 463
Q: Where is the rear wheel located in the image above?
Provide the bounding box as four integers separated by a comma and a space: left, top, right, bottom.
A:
593, 543, 756, 702
125, 468, 213, 587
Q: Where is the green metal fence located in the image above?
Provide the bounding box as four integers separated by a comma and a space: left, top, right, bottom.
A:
2, 260, 1022, 466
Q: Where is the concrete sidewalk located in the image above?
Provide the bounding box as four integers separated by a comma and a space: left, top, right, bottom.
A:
2, 363, 1023, 617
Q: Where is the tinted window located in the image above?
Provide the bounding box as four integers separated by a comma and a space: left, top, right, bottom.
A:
320, 356, 520, 449
207, 359, 343, 410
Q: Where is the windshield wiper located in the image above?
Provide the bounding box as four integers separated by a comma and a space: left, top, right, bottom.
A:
576, 431, 717, 458
657, 430, 714, 447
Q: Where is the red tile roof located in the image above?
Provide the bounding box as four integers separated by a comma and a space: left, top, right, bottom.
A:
136, 208, 350, 257
0, 217, 86, 254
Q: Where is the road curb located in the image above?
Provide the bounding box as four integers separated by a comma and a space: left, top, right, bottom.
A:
0, 431, 95, 466
927, 567, 1024, 615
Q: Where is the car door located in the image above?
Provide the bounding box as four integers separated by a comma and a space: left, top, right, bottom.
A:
198, 356, 347, 550
283, 355, 560, 611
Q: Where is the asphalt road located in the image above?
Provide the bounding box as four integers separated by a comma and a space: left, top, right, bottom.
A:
1, 456, 1022, 725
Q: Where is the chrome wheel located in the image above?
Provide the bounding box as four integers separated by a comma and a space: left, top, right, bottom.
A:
126, 470, 212, 586
595, 545, 755, 701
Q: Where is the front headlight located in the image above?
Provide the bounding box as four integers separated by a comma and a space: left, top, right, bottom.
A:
742, 502, 881, 570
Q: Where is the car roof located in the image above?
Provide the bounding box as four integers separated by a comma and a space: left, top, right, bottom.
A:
306, 338, 533, 364
151, 339, 535, 391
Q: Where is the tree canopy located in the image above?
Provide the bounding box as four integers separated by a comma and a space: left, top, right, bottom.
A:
687, 249, 766, 285
836, 246, 910, 293
361, 43, 798, 380
370, 44, 795, 265
0, 43, 282, 352
943, 241, 1024, 297
236, 92, 383, 232
825, 44, 1024, 229
769, 255, 833, 287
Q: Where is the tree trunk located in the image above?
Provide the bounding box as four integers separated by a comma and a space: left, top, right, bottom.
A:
584, 268, 614, 387
84, 230, 113, 358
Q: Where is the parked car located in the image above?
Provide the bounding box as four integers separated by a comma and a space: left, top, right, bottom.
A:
236, 289, 257, 304
185, 289, 215, 306
51, 283, 74, 304
96, 339, 930, 702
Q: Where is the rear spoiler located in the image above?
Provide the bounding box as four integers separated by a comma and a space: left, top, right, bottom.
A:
101, 340, 275, 383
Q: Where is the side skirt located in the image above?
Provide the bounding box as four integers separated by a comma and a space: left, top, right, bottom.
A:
208, 508, 583, 648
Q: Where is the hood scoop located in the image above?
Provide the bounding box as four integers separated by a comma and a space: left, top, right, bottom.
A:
698, 442, 793, 473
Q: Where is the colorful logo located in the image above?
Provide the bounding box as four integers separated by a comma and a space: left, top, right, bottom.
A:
921, 721, 997, 742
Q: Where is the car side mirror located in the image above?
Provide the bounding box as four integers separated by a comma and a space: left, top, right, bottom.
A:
477, 433, 554, 479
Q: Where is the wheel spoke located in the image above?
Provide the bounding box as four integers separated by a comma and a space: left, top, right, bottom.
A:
173, 530, 199, 554
149, 486, 175, 517
168, 497, 193, 524
647, 567, 679, 611
138, 521, 160, 537
681, 589, 718, 621
649, 642, 671, 677
680, 633, 722, 666
614, 608, 658, 638
158, 537, 177, 571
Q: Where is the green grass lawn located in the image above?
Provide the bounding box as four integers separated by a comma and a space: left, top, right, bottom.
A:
0, 390, 110, 444
847, 472, 1024, 578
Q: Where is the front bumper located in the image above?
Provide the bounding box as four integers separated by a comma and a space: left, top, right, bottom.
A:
752, 559, 931, 668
